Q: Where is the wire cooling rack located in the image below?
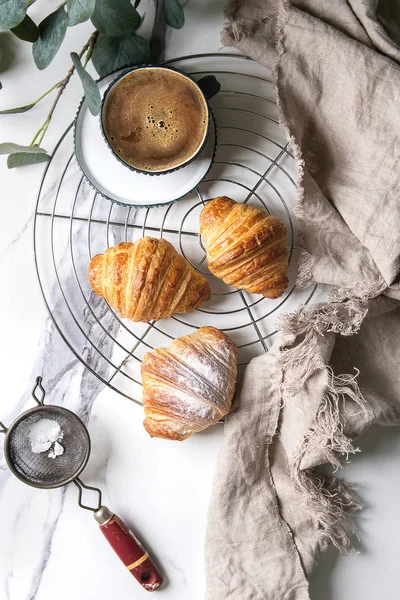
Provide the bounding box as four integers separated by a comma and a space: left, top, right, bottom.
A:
34, 53, 324, 406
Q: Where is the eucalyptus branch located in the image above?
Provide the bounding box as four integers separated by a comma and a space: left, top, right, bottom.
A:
25, 31, 98, 153
30, 117, 50, 146
47, 30, 98, 120
83, 47, 93, 69
34, 82, 62, 105
0, 0, 185, 168
0, 80, 62, 115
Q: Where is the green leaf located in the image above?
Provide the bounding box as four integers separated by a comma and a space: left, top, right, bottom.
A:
164, 0, 184, 29
0, 0, 26, 32
11, 14, 39, 42
67, 0, 95, 27
70, 52, 101, 116
0, 142, 48, 154
33, 7, 68, 70
91, 0, 140, 37
92, 32, 149, 76
0, 81, 60, 114
0, 102, 36, 114
7, 151, 50, 168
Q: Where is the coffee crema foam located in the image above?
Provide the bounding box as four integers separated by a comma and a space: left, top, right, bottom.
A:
103, 68, 208, 172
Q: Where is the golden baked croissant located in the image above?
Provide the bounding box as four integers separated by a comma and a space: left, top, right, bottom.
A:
89, 238, 211, 322
141, 326, 237, 441
200, 196, 289, 299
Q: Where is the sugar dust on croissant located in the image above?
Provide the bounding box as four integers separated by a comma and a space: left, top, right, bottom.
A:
89, 238, 211, 322
141, 326, 238, 441
200, 197, 289, 299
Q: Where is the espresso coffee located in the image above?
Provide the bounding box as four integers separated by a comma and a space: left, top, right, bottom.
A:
102, 67, 209, 172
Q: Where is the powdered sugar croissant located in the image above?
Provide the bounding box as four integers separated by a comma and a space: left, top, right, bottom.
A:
89, 238, 211, 322
141, 326, 237, 441
200, 196, 289, 299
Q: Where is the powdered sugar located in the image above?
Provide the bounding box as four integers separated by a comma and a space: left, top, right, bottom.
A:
29, 418, 65, 460
143, 328, 237, 423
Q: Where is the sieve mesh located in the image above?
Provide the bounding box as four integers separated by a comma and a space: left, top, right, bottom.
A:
5, 406, 90, 489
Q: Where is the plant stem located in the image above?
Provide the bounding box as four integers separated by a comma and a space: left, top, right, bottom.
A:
47, 30, 98, 120
30, 117, 50, 146
37, 118, 50, 146
35, 81, 62, 105
0, 81, 61, 114
83, 48, 93, 69
28, 31, 98, 149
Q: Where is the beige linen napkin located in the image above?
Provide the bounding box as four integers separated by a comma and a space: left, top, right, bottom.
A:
205, 2, 400, 598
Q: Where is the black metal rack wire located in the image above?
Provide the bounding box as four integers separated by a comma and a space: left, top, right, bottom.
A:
34, 53, 321, 407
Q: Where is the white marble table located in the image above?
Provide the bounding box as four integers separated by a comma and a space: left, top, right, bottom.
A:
1, 2, 400, 599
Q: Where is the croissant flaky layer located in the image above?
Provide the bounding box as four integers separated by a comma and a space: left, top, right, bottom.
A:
141, 326, 238, 441
89, 238, 211, 322
200, 196, 289, 299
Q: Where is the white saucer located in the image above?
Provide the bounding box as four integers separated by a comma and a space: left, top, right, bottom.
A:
74, 70, 217, 207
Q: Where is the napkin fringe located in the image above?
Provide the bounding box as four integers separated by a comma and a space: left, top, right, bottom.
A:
273, 2, 319, 293
293, 465, 361, 553
329, 280, 387, 302
279, 300, 368, 391
292, 368, 370, 553
296, 248, 315, 289
221, 0, 252, 45
279, 301, 374, 552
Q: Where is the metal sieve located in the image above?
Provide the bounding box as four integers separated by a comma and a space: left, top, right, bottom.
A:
0, 376, 162, 592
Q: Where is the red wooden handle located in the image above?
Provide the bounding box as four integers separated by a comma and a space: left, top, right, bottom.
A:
94, 506, 163, 591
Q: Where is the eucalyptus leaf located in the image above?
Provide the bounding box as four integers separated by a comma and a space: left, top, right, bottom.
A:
91, 0, 140, 37
7, 151, 50, 168
0, 142, 48, 155
0, 102, 36, 114
67, 0, 96, 27
0, 0, 26, 32
11, 14, 39, 42
164, 0, 184, 29
92, 32, 149, 76
33, 7, 68, 70
70, 52, 101, 116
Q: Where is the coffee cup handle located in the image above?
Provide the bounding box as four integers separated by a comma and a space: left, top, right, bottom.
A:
197, 75, 221, 100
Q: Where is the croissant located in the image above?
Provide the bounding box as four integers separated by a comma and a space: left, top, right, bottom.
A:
89, 238, 211, 322
141, 326, 237, 441
200, 196, 289, 299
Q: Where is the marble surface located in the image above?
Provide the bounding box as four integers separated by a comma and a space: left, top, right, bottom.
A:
1, 2, 400, 599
